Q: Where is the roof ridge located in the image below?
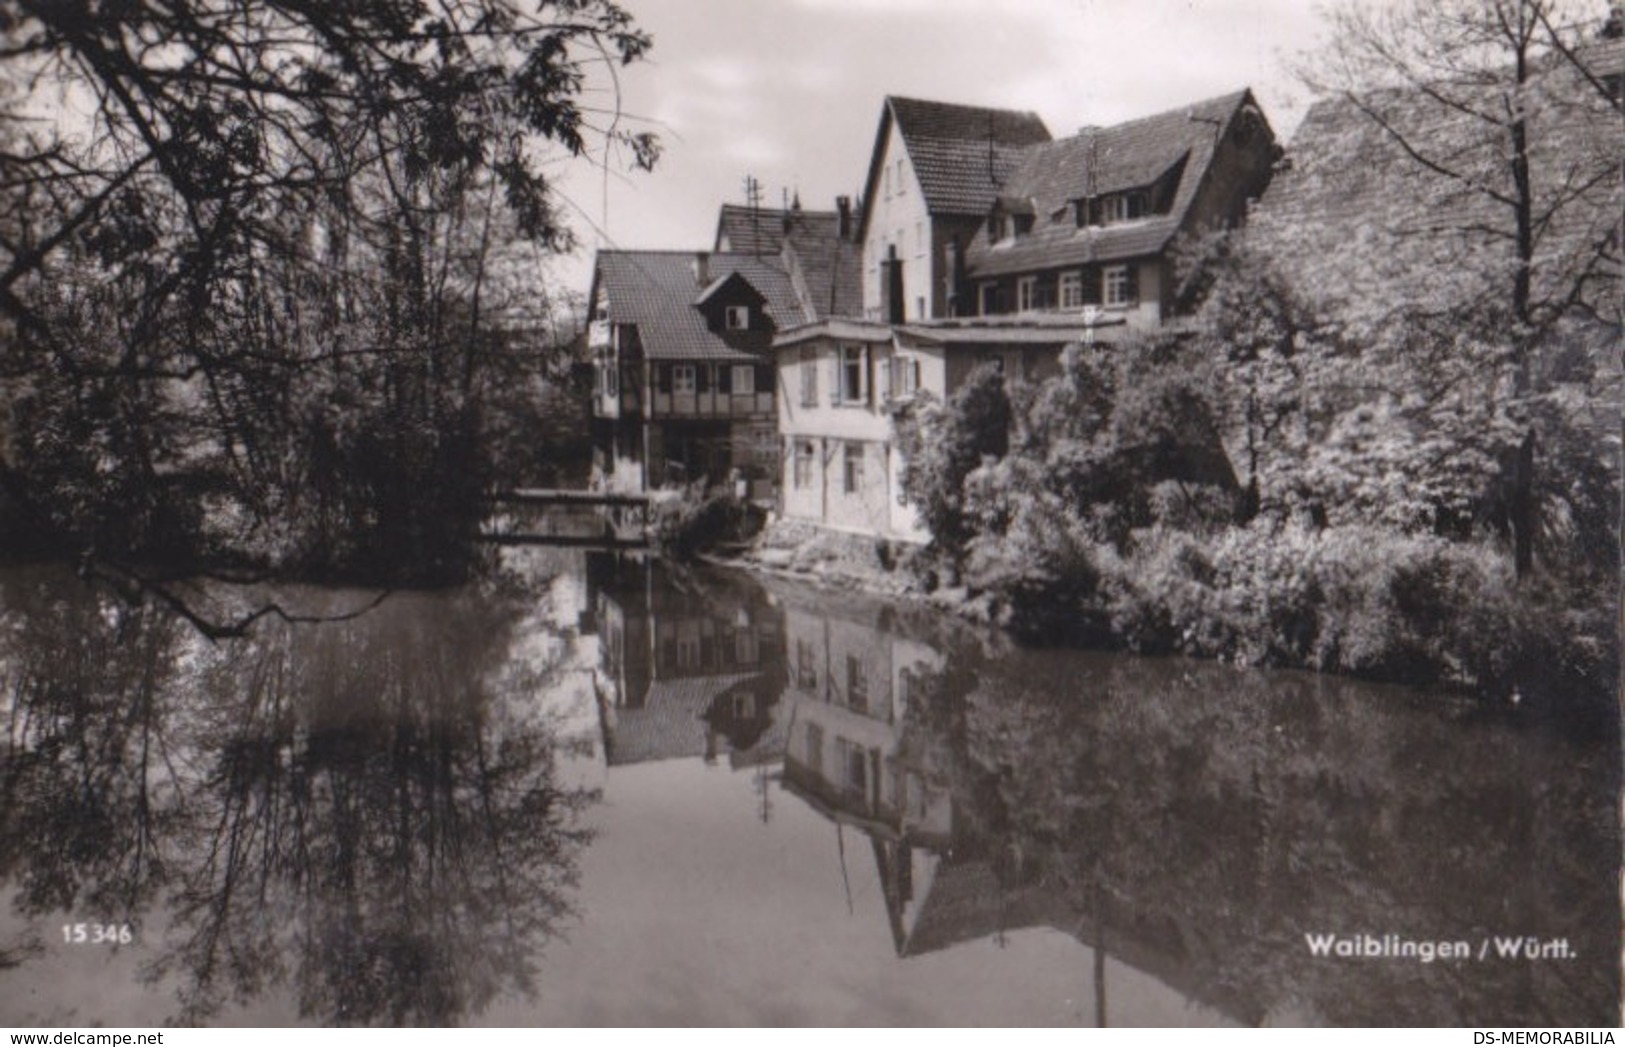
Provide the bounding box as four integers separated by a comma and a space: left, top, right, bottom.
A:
1056, 87, 1252, 144
886, 93, 1044, 120
598, 247, 792, 263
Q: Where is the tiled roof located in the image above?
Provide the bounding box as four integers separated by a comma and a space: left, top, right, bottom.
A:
861, 97, 1053, 230
592, 251, 803, 361
712, 204, 863, 322
780, 217, 863, 322
715, 204, 833, 255
1250, 48, 1622, 331
964, 90, 1261, 277
604, 671, 762, 766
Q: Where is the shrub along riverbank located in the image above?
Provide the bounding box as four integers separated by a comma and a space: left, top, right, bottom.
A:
880, 329, 1617, 709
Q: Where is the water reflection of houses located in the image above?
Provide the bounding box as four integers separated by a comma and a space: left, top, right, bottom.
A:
586, 555, 787, 767
771, 588, 953, 951
765, 581, 1257, 1025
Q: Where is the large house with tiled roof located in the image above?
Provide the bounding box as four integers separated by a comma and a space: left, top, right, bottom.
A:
774, 89, 1275, 542
589, 198, 862, 501
963, 89, 1277, 331
588, 250, 799, 499
859, 96, 1052, 322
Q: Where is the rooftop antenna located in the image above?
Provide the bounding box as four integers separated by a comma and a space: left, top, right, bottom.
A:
743, 173, 763, 257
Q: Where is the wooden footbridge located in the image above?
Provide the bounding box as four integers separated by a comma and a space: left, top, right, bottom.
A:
480, 488, 655, 550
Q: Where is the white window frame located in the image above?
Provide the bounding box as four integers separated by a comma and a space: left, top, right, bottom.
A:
889, 355, 920, 398
731, 364, 756, 396
838, 344, 869, 405
1104, 265, 1134, 307
1017, 276, 1038, 312
1059, 271, 1084, 310
793, 440, 815, 489
842, 441, 865, 494
673, 364, 696, 395
799, 348, 818, 406
725, 305, 749, 330
1101, 195, 1129, 224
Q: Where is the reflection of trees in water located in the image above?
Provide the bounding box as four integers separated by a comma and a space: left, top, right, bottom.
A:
0, 569, 595, 1025
0, 572, 191, 927
900, 644, 1619, 1026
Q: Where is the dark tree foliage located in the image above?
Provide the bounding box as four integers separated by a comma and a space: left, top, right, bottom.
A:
0, 1, 657, 584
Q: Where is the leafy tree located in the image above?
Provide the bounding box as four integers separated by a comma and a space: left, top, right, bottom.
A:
0, 0, 657, 584
1278, 0, 1623, 574
893, 363, 1011, 560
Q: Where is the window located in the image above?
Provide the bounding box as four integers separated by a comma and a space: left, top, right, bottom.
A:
914, 221, 924, 257
1059, 271, 1084, 309
804, 722, 824, 768
1017, 276, 1038, 312
799, 347, 819, 406
843, 441, 865, 494
889, 356, 921, 398
793, 440, 815, 488
1098, 192, 1147, 225
725, 304, 749, 330
837, 345, 869, 404
796, 638, 818, 689
846, 654, 868, 712
895, 158, 905, 193
915, 295, 925, 319
838, 738, 868, 797
1104, 264, 1138, 307
731, 365, 755, 395
672, 364, 696, 394
978, 281, 1000, 316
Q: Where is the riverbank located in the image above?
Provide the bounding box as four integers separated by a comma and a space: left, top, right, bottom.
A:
724, 516, 1616, 712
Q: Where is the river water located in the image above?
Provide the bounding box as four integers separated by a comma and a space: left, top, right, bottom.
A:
0, 550, 1616, 1027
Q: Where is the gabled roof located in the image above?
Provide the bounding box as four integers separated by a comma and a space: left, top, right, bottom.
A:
859, 96, 1052, 236
602, 671, 763, 766
590, 251, 802, 361
715, 203, 835, 255
713, 204, 863, 322
694, 269, 765, 308
963, 90, 1267, 277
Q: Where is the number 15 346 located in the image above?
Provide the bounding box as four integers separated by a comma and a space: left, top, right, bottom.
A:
61, 923, 132, 944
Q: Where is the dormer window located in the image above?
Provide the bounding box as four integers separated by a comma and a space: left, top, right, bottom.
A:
726, 305, 750, 330
1099, 191, 1147, 224
1079, 191, 1150, 227
989, 212, 1033, 242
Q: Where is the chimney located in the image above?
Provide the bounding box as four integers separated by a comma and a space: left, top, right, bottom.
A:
836, 196, 852, 240
692, 251, 710, 286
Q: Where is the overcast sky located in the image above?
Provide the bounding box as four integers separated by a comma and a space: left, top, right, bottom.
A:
543, 0, 1336, 296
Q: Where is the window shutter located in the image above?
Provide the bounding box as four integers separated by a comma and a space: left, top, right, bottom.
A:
1126, 264, 1140, 304
829, 355, 841, 404
696, 364, 711, 393
657, 364, 671, 393
757, 365, 772, 393
717, 363, 732, 394
1082, 267, 1101, 306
